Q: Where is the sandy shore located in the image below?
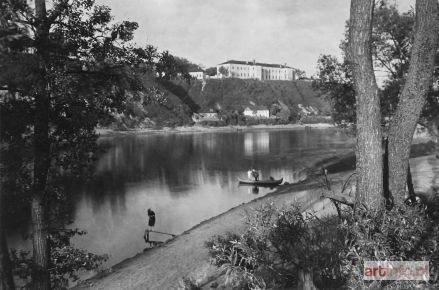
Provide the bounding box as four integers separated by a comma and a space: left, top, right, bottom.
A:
96, 123, 334, 136
74, 154, 439, 290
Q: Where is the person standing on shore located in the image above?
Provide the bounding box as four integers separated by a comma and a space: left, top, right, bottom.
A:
144, 209, 156, 243
147, 208, 156, 229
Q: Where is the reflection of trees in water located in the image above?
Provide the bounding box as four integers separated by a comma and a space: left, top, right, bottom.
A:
5, 130, 353, 228
96, 129, 352, 182
83, 173, 127, 216
78, 129, 353, 209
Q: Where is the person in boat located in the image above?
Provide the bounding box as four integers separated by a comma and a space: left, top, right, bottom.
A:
247, 168, 253, 180
252, 169, 259, 181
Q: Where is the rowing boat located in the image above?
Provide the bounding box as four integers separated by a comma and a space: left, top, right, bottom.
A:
238, 177, 283, 186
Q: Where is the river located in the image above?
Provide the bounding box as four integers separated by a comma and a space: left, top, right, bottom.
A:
7, 127, 354, 267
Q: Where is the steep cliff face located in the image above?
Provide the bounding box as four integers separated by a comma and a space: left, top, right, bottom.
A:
171, 78, 329, 113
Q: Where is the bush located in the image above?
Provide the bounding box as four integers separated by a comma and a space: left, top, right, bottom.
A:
180, 276, 202, 290
11, 228, 108, 289
206, 202, 439, 289
340, 203, 439, 289
301, 115, 333, 124
206, 232, 264, 289
197, 120, 226, 127
206, 203, 346, 289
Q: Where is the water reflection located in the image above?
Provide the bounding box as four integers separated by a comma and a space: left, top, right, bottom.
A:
244, 132, 270, 156
250, 186, 259, 194
7, 128, 354, 266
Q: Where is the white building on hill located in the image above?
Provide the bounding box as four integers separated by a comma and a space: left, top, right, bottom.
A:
189, 69, 206, 80
217, 60, 296, 81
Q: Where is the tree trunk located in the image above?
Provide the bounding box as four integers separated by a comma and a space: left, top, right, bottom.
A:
0, 189, 15, 290
31, 195, 50, 290
388, 0, 439, 204
348, 0, 384, 209
32, 0, 51, 289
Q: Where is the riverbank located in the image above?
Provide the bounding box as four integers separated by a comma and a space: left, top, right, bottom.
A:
96, 123, 334, 136
74, 153, 439, 290
74, 170, 350, 290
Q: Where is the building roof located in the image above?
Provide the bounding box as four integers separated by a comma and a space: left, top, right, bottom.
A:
244, 105, 268, 111
198, 108, 216, 113
219, 60, 292, 69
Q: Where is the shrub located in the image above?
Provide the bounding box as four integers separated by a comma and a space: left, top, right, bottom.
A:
205, 232, 264, 289
301, 115, 333, 124
197, 120, 226, 127
180, 276, 202, 290
206, 201, 439, 289
206, 203, 346, 289
340, 203, 439, 289
11, 228, 108, 289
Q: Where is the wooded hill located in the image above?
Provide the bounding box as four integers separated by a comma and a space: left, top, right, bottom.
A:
174, 78, 329, 113
110, 77, 330, 129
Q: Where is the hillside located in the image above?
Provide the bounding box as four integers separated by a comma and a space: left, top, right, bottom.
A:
108, 77, 330, 129
105, 73, 194, 129
172, 78, 330, 113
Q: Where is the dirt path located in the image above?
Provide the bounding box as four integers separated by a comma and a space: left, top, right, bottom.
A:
74, 173, 348, 290
75, 155, 439, 290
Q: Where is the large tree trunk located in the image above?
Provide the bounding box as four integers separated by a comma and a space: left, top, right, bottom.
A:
348, 0, 384, 209
388, 0, 439, 204
30, 195, 49, 290
32, 0, 51, 289
0, 189, 15, 290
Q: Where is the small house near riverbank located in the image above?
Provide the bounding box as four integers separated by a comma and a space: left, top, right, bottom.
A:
243, 106, 270, 118
192, 109, 219, 123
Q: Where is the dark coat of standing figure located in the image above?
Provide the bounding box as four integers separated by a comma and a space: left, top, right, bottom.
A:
148, 209, 156, 227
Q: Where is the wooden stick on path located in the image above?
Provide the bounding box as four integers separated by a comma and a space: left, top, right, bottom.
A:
147, 229, 176, 237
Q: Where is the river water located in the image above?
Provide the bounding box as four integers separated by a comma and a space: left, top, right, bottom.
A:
8, 127, 354, 267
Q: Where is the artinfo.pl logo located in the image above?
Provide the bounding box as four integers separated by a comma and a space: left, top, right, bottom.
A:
363, 261, 429, 281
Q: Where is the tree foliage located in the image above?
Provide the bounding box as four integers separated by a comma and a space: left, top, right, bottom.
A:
315, 1, 439, 131
0, 0, 155, 288
314, 55, 355, 126
205, 67, 217, 76
218, 66, 228, 77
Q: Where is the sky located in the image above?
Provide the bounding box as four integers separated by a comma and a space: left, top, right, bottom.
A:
98, 0, 414, 77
